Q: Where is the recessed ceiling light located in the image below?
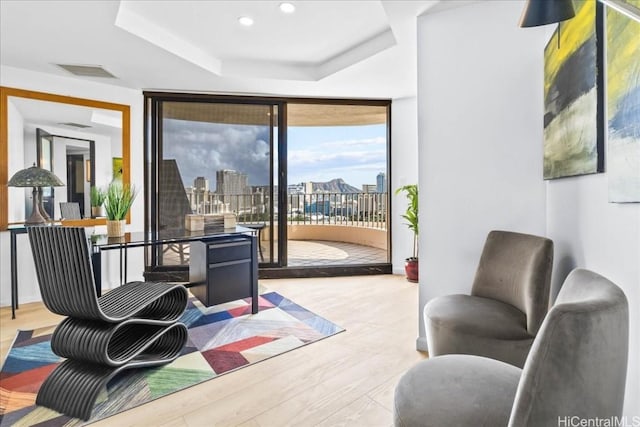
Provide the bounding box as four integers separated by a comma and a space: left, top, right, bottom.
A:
279, 2, 295, 13
238, 16, 254, 26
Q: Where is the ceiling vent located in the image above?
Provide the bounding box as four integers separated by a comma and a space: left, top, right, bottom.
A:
58, 122, 92, 129
55, 64, 117, 78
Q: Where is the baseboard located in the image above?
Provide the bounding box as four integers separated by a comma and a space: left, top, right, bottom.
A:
416, 336, 429, 352
259, 264, 392, 279
392, 267, 405, 275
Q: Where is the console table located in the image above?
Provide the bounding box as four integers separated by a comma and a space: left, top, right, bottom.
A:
8, 225, 259, 319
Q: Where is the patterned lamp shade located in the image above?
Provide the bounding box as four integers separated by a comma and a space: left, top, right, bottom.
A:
8, 164, 64, 224
8, 164, 64, 187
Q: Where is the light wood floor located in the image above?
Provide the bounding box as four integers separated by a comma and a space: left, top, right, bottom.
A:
0, 274, 426, 426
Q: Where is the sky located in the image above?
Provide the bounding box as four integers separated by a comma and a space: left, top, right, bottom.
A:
163, 119, 387, 190
288, 123, 387, 187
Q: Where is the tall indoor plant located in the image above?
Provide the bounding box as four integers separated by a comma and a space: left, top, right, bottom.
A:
104, 181, 136, 237
396, 184, 418, 282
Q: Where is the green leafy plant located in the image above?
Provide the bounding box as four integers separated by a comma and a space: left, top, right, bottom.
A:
104, 181, 136, 221
395, 184, 418, 259
89, 186, 106, 207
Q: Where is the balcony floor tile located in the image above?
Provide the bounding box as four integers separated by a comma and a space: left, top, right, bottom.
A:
267, 240, 387, 267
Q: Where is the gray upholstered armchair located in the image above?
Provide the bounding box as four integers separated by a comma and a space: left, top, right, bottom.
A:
394, 268, 629, 426
424, 230, 554, 367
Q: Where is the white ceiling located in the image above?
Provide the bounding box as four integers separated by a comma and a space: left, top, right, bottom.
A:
0, 0, 450, 99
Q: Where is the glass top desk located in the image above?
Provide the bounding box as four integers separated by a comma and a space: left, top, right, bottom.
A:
8, 225, 259, 319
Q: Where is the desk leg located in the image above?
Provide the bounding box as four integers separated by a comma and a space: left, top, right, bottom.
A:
257, 228, 264, 262
124, 246, 128, 284
116, 245, 129, 286
91, 251, 102, 297
251, 234, 259, 314
10, 231, 17, 319
119, 246, 123, 286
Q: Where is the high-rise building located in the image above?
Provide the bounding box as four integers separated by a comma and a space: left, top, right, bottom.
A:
288, 182, 313, 194
362, 184, 377, 193
288, 183, 304, 194
304, 181, 313, 194
376, 172, 387, 193
216, 169, 249, 195
193, 176, 209, 192
216, 169, 249, 213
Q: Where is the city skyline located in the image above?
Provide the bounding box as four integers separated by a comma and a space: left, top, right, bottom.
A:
164, 118, 387, 190
190, 171, 386, 194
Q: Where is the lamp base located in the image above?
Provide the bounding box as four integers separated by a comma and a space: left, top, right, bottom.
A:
25, 187, 47, 225
37, 188, 52, 221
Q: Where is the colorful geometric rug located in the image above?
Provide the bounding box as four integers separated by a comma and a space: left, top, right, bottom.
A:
0, 290, 344, 426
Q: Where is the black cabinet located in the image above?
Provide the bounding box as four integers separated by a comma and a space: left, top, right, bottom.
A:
189, 235, 258, 313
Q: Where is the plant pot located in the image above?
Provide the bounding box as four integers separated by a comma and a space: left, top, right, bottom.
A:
106, 219, 126, 237
405, 258, 418, 283
91, 206, 105, 218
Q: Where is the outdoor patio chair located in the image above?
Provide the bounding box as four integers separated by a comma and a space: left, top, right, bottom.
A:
27, 226, 189, 420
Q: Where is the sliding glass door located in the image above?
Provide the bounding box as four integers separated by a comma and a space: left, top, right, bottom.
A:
145, 94, 391, 278
286, 103, 390, 269
146, 96, 284, 270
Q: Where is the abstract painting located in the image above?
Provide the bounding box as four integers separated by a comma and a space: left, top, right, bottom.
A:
607, 0, 640, 202
543, 0, 604, 179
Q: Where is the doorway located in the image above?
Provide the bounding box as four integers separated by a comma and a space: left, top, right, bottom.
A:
57, 136, 95, 218
35, 128, 54, 219
285, 103, 390, 269
66, 154, 85, 216
144, 93, 392, 278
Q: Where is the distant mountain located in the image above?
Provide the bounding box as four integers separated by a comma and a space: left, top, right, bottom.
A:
312, 178, 360, 193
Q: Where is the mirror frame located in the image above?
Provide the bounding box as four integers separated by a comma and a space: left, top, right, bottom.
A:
0, 86, 131, 230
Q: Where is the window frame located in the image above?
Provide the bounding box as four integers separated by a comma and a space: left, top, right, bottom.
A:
143, 91, 392, 278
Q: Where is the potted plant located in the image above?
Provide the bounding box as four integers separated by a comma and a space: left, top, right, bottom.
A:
395, 184, 418, 282
104, 181, 136, 237
90, 186, 106, 218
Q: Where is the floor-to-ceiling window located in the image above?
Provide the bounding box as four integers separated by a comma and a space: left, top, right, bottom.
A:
145, 93, 391, 278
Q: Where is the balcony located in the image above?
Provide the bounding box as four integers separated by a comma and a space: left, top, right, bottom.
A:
184, 191, 388, 267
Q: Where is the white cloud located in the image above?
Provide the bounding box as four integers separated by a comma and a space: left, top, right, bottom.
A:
161, 119, 386, 189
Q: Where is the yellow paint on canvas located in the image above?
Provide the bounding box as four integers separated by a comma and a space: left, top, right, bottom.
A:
544, 0, 596, 95
606, 0, 640, 116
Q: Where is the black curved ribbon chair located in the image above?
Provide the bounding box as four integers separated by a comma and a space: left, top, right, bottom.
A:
27, 226, 189, 420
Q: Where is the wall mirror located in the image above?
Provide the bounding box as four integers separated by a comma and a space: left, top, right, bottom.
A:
0, 87, 131, 229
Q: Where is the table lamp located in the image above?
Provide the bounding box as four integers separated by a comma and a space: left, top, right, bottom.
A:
8, 163, 64, 224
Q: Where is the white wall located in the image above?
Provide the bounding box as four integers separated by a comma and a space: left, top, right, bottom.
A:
547, 157, 640, 413
0, 66, 145, 307
416, 0, 639, 415
416, 0, 548, 347
391, 96, 419, 274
